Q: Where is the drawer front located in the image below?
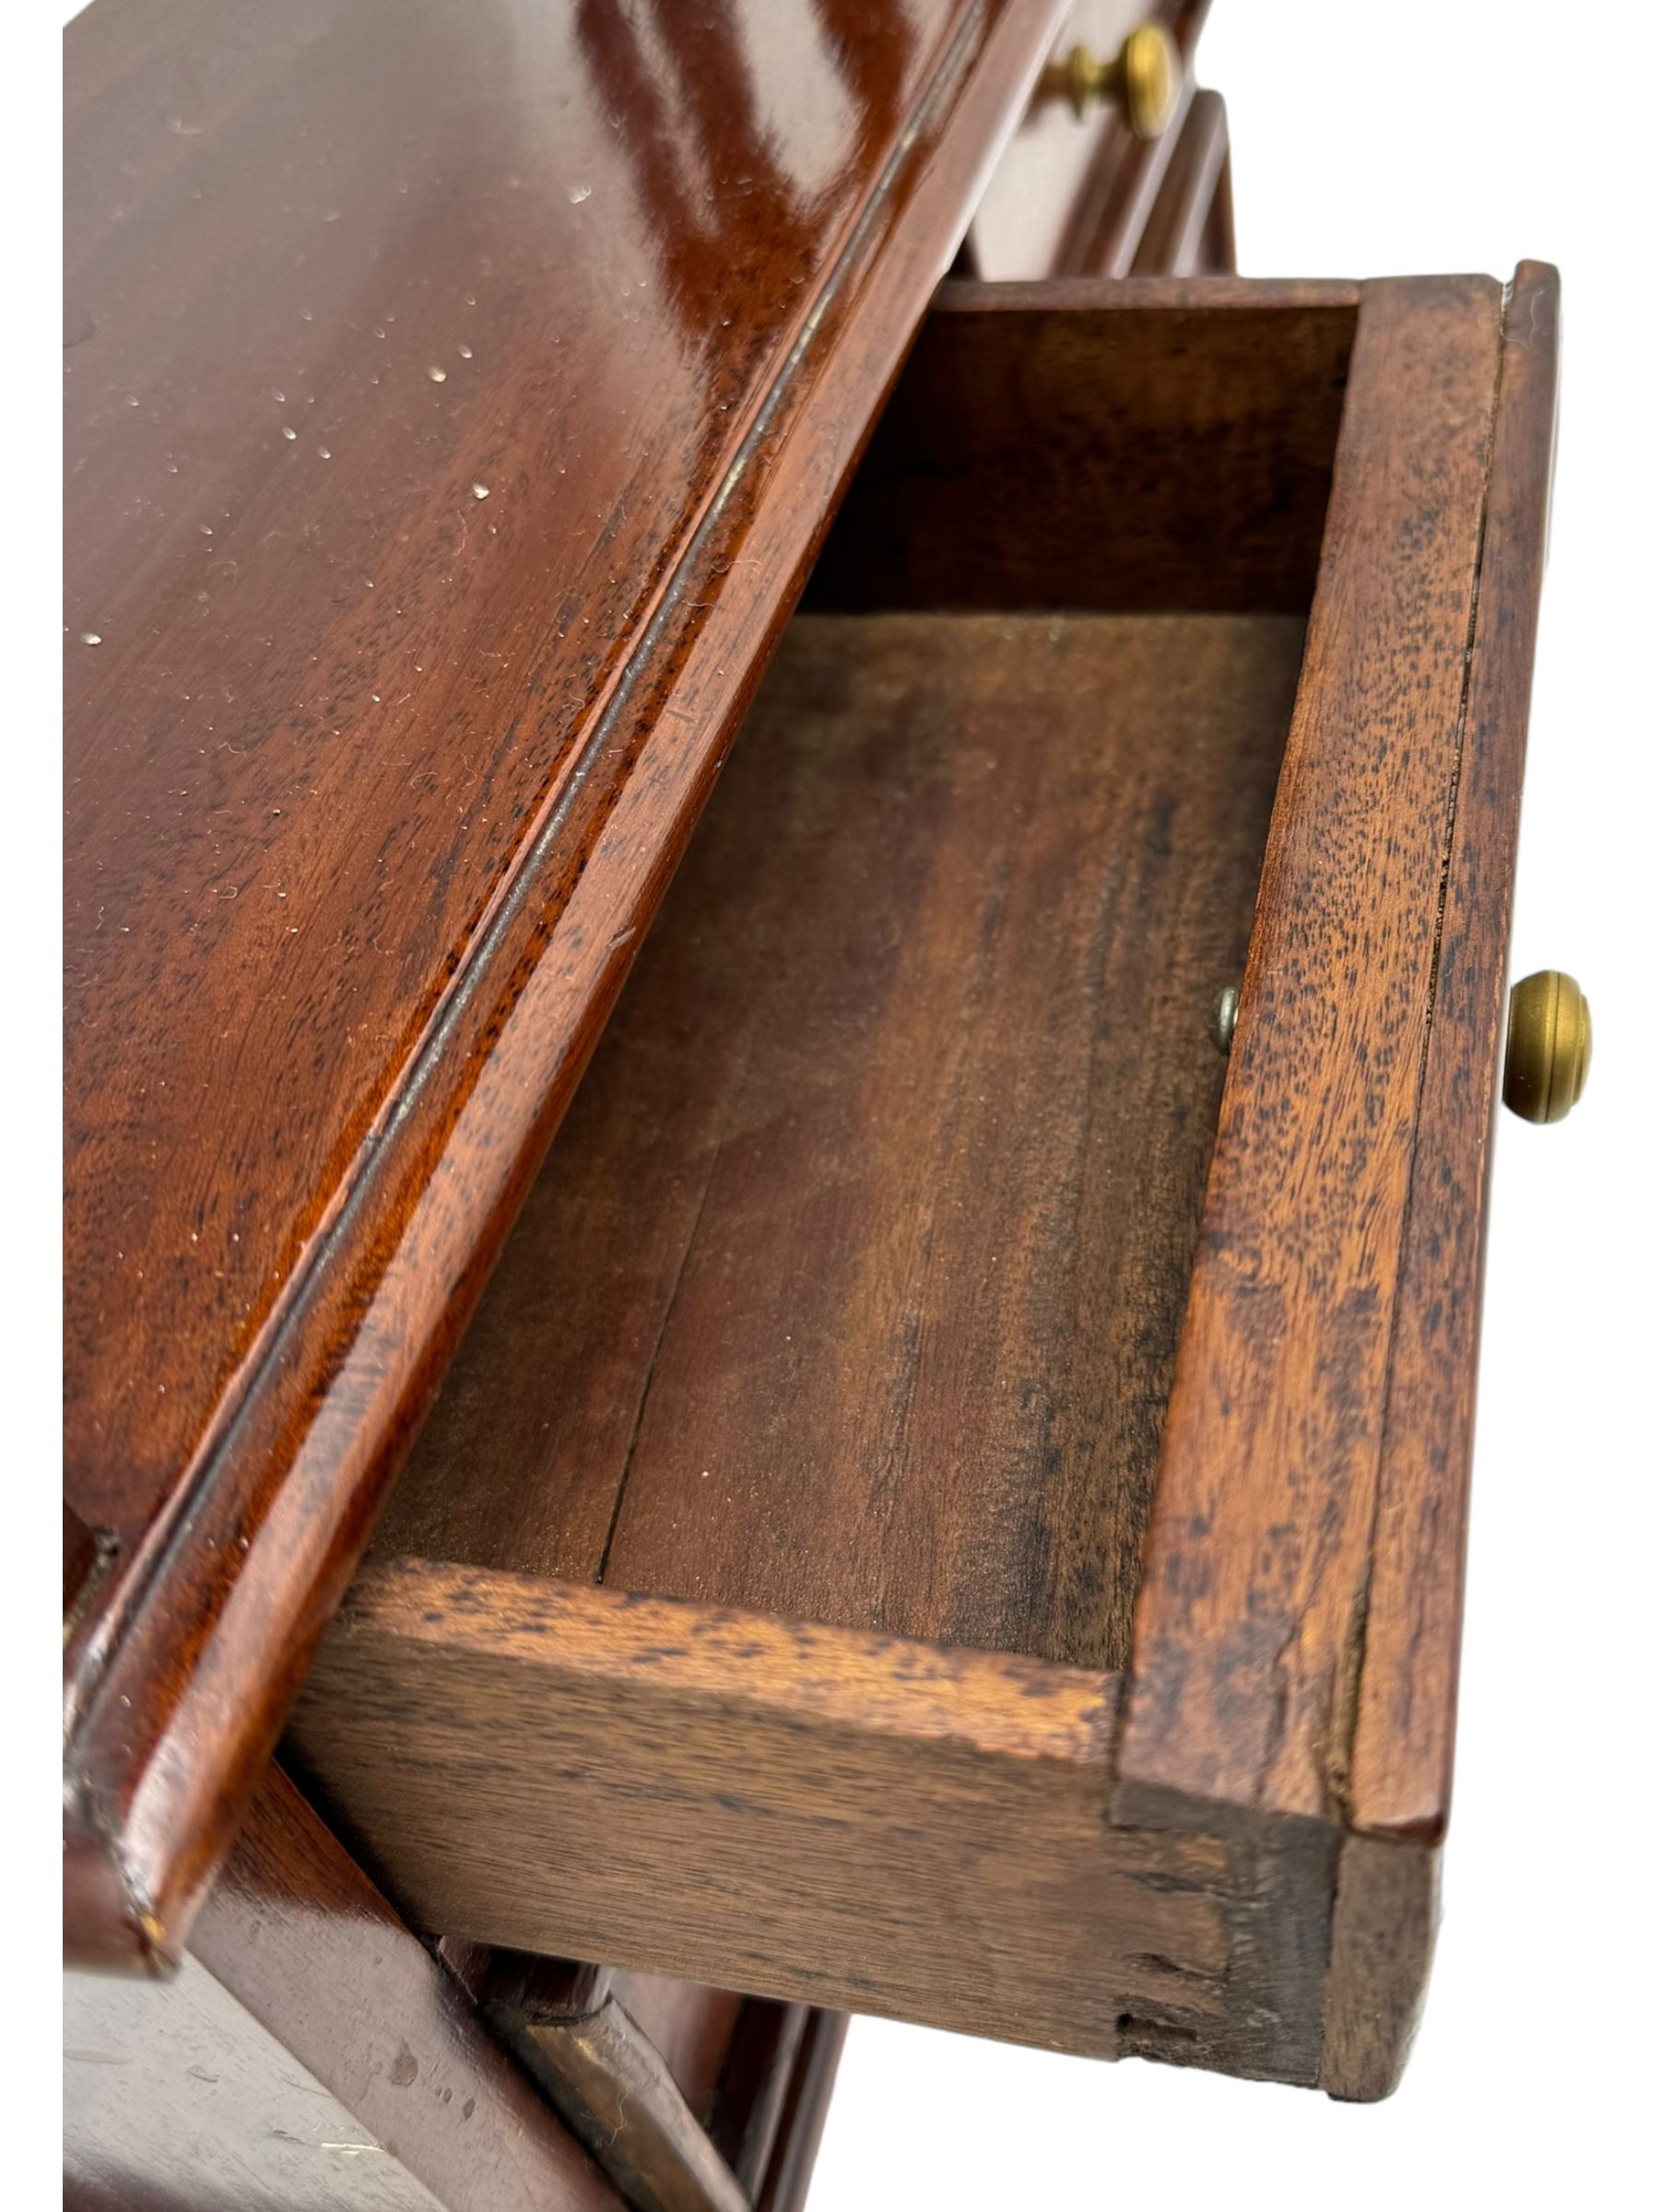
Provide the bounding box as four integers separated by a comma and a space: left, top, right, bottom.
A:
966, 1, 1219, 276
289, 267, 1559, 2100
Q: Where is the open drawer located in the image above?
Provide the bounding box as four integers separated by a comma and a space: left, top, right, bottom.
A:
288, 265, 1559, 2101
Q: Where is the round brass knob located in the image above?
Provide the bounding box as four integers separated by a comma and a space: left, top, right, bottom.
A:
1502, 970, 1592, 1124
1044, 26, 1180, 136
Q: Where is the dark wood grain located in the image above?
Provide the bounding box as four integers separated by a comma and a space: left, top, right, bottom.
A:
65, 1765, 625, 2211
1327, 1831, 1441, 2105
372, 610, 1301, 1667
62, 0, 1063, 1971
1318, 1833, 1439, 2104
64, 1501, 107, 1618
1131, 89, 1231, 276
60, 0, 940, 1543
804, 281, 1357, 616
1113, 277, 1514, 1832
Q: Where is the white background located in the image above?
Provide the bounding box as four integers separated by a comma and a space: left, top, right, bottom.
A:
815, 5, 1658, 2206
33, 4, 1655, 2208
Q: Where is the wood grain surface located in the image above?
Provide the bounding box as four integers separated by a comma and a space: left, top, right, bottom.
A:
65, 1765, 625, 2211
1114, 276, 1508, 1832
62, 0, 1064, 1970
373, 610, 1302, 1668
805, 280, 1357, 615
1344, 263, 1561, 1847
296, 269, 1557, 2098
289, 1565, 1237, 2058
1312, 265, 1563, 2100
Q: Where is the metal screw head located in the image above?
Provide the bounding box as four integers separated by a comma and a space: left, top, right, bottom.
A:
1211, 984, 1240, 1054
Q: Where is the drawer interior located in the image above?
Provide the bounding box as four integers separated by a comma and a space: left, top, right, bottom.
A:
288, 268, 1562, 2100
369, 283, 1356, 1676
376, 607, 1299, 1667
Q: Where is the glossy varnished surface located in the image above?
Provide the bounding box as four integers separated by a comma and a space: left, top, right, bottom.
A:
65, 0, 957, 1575
63, 0, 1060, 1965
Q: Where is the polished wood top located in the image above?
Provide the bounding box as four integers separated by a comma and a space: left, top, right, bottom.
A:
64, 0, 1060, 1968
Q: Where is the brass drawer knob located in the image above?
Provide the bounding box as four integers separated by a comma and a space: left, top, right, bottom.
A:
1043, 26, 1180, 136
1503, 970, 1592, 1124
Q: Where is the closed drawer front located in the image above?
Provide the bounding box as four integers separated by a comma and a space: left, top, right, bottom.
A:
290, 265, 1560, 2101
966, 3, 1225, 277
